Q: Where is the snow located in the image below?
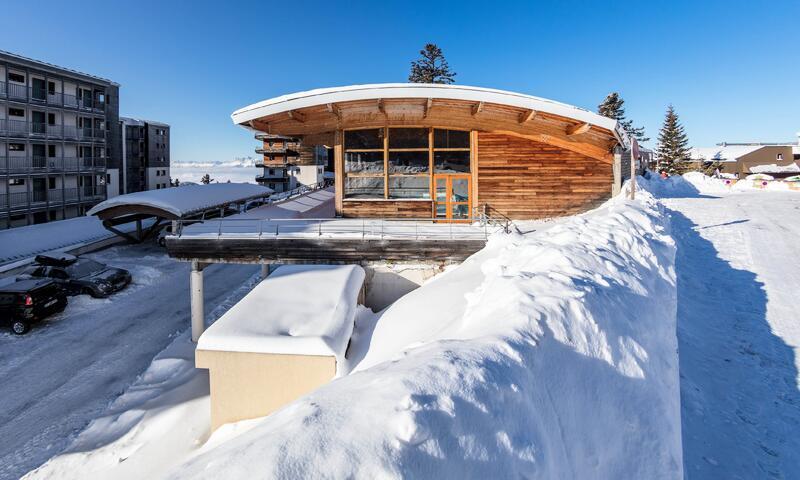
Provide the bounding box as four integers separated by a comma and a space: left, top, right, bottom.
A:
23, 184, 684, 479
749, 162, 800, 173
14, 168, 800, 479
690, 145, 762, 162
87, 183, 272, 218
0, 215, 142, 265
656, 190, 800, 478
231, 83, 620, 137
197, 265, 365, 365
1, 243, 259, 480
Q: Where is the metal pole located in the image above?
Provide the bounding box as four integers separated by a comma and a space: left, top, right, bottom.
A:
261, 263, 269, 279
190, 261, 205, 342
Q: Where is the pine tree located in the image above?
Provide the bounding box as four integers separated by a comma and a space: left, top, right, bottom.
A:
409, 44, 456, 84
655, 105, 691, 174
597, 92, 649, 142
200, 174, 213, 184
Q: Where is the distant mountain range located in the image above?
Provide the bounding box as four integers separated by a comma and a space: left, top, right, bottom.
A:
173, 157, 258, 168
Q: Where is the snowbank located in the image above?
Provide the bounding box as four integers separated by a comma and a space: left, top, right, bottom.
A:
197, 264, 365, 365
87, 183, 272, 218
167, 186, 683, 479
749, 163, 800, 174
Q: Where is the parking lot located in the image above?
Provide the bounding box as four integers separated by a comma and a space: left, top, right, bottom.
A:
0, 243, 258, 480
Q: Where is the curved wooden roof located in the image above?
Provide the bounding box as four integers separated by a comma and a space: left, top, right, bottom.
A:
232, 84, 625, 161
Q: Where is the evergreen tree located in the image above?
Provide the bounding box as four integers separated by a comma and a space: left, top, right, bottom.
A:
200, 174, 213, 184
598, 92, 649, 142
409, 44, 456, 84
655, 105, 691, 174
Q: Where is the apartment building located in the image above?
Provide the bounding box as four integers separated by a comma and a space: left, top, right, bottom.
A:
0, 50, 120, 228
117, 117, 170, 196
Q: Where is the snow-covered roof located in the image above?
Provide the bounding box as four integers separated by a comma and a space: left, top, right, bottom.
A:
690, 145, 764, 162
197, 264, 365, 364
87, 183, 273, 219
120, 117, 170, 128
749, 163, 800, 174
231, 83, 619, 134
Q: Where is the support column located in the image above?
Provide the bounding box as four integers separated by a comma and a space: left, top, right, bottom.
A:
190, 260, 206, 342
261, 263, 269, 280
612, 147, 622, 197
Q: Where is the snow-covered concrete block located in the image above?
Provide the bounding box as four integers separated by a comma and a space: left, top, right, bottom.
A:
195, 264, 365, 430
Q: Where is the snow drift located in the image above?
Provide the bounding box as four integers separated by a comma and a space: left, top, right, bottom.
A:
165, 186, 682, 479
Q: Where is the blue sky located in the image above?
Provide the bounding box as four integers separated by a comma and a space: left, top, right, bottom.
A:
3, 0, 798, 162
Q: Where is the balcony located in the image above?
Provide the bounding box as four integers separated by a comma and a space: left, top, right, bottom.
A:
0, 156, 106, 174
0, 83, 105, 111
0, 185, 106, 212
0, 119, 106, 141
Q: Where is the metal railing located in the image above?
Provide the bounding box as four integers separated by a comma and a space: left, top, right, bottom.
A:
0, 83, 104, 110
0, 186, 106, 210
0, 119, 106, 140
0, 156, 106, 174
173, 216, 498, 241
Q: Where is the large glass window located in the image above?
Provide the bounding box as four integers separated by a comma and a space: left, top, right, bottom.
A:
345, 176, 384, 198
388, 128, 428, 149
388, 151, 428, 174
388, 176, 430, 199
434, 129, 469, 149
344, 129, 384, 198
343, 127, 470, 200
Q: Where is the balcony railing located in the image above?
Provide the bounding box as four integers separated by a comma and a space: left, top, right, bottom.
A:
7, 83, 28, 100
0, 156, 106, 174
0, 119, 106, 141
0, 186, 106, 211
0, 83, 105, 110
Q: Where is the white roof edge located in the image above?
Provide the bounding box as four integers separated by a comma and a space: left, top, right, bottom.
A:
231, 83, 619, 136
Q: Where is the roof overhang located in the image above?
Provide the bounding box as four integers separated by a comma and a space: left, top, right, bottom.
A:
232, 83, 623, 161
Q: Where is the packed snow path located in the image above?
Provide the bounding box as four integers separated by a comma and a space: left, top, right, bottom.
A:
664, 191, 800, 479
0, 244, 258, 480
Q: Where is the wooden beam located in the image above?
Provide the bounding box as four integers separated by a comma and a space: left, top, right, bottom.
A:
492, 129, 612, 164
423, 98, 433, 119
566, 122, 591, 136
377, 98, 387, 119
334, 130, 343, 216
471, 102, 484, 117
518, 109, 537, 124
287, 110, 306, 123
326, 103, 341, 121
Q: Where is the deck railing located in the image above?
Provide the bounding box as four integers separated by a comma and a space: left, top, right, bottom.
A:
173, 216, 498, 241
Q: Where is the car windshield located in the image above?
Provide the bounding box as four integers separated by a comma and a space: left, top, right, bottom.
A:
65, 260, 106, 278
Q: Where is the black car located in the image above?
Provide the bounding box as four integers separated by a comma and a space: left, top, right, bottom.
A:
0, 277, 67, 334
22, 254, 132, 298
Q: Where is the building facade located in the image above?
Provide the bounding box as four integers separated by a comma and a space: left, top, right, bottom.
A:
690, 135, 800, 177
0, 50, 120, 228
117, 117, 170, 196
233, 84, 623, 221
254, 134, 324, 193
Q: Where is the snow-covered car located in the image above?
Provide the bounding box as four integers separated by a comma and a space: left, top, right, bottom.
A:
22, 255, 132, 298
0, 277, 67, 334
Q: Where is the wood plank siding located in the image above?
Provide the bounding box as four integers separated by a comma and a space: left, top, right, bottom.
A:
341, 200, 432, 218
477, 132, 612, 219
166, 237, 484, 264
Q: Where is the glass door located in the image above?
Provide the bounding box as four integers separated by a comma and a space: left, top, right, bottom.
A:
433, 174, 471, 222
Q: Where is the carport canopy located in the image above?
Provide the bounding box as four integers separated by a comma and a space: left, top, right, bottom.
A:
87, 183, 274, 242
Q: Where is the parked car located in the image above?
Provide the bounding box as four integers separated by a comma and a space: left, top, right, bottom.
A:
0, 277, 67, 334
22, 253, 132, 298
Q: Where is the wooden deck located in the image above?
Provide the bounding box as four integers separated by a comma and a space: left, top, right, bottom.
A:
164, 217, 495, 264
165, 236, 485, 264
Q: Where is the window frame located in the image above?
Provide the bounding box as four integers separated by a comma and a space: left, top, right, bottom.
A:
342, 126, 472, 201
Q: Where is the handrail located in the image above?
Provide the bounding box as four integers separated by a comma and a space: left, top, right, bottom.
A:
172, 216, 499, 241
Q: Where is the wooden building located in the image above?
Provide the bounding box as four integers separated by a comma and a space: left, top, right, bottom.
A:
232, 84, 626, 221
